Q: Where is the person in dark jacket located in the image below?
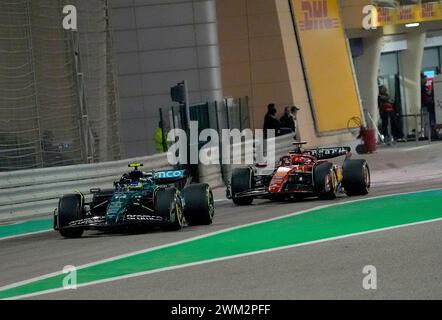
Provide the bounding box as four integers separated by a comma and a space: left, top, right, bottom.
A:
280, 105, 300, 137
280, 106, 295, 132
421, 73, 437, 138
263, 104, 281, 138
378, 85, 405, 142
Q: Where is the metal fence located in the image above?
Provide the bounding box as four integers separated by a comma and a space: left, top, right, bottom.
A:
0, 0, 120, 172
160, 97, 250, 139
0, 133, 296, 221
0, 153, 170, 222
363, 109, 434, 145
399, 112, 432, 145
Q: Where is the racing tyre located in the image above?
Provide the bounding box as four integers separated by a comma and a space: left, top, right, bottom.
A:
156, 188, 184, 231
57, 194, 84, 238
314, 163, 337, 200
342, 159, 370, 196
231, 167, 254, 206
182, 183, 215, 225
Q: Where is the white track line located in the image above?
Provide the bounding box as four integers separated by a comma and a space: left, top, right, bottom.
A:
0, 230, 54, 242
8, 216, 442, 300
1, 187, 442, 300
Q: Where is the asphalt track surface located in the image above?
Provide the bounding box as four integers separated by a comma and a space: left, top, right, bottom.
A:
1, 142, 442, 299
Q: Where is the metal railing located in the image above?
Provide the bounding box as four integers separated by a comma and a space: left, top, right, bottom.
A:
198, 133, 297, 188
2, 133, 353, 222
160, 97, 250, 136
399, 111, 432, 146
363, 109, 433, 146
0, 153, 170, 222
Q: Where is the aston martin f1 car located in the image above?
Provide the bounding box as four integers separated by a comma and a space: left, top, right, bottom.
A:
54, 164, 214, 238
226, 142, 370, 205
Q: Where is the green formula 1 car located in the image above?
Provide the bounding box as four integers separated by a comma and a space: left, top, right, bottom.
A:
54, 163, 215, 238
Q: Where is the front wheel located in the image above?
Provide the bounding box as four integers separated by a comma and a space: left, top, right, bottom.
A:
231, 167, 254, 206
314, 163, 337, 200
342, 159, 370, 196
156, 188, 184, 231
57, 194, 84, 238
182, 183, 215, 225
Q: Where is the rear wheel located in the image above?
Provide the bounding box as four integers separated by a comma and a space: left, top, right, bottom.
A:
314, 163, 337, 200
342, 159, 370, 196
156, 188, 184, 231
57, 194, 84, 238
182, 183, 214, 225
231, 167, 254, 206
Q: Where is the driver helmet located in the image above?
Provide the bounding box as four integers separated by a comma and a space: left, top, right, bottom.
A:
128, 181, 143, 190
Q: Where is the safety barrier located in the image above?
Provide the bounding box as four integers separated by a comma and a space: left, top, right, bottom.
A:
0, 154, 171, 222
198, 133, 295, 188
399, 112, 433, 145
0, 133, 296, 222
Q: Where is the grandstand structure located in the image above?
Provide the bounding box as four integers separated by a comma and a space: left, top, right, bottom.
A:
0, 0, 120, 171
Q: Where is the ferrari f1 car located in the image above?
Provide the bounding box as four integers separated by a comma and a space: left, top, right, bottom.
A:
226, 142, 370, 205
54, 164, 215, 238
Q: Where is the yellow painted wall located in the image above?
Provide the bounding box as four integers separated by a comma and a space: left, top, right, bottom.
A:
291, 0, 363, 132
216, 0, 357, 147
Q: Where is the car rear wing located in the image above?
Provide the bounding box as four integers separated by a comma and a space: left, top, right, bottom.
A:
304, 147, 351, 160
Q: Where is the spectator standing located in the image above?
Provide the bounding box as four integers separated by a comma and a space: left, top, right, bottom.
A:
155, 121, 166, 153
263, 104, 281, 138
280, 105, 300, 139
378, 85, 405, 143
280, 106, 295, 132
421, 73, 436, 138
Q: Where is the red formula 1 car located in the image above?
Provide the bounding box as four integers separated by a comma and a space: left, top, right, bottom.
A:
226, 142, 370, 205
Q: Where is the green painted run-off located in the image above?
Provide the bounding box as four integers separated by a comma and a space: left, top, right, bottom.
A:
0, 219, 52, 239
1, 189, 442, 299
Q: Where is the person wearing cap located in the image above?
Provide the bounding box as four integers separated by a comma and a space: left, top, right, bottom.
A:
280, 105, 300, 138
378, 85, 405, 143
280, 106, 295, 132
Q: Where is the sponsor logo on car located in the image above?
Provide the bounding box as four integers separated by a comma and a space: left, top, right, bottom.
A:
126, 215, 164, 222
154, 170, 185, 179
68, 217, 105, 226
